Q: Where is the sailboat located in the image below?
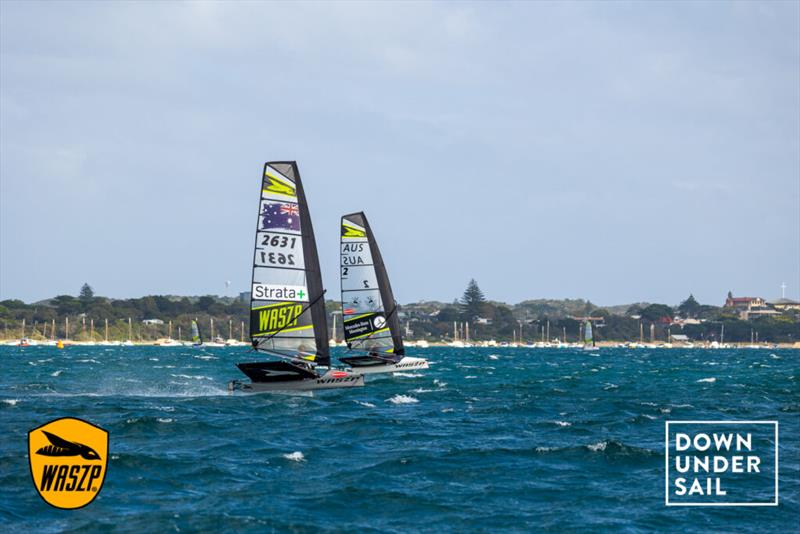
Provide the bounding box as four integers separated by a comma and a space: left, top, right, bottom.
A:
229, 161, 364, 392
338, 212, 429, 374
188, 319, 204, 347
583, 319, 599, 351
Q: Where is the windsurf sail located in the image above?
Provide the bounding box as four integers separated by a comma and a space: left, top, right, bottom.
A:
191, 320, 202, 345
340, 212, 403, 360
249, 162, 329, 366
584, 320, 594, 346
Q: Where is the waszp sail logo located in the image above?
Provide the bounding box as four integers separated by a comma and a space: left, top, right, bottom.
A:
28, 417, 109, 509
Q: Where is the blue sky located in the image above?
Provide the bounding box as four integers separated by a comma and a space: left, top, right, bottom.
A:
1, 1, 798, 306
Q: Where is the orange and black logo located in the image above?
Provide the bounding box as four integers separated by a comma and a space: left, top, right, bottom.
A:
28, 417, 108, 509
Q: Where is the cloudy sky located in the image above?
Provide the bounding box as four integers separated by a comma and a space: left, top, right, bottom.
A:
1, 1, 798, 306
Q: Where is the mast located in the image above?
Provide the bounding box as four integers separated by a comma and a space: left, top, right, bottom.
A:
128, 317, 132, 341
65, 317, 69, 341
169, 320, 173, 340
105, 318, 108, 342
51, 319, 56, 341
229, 319, 232, 340
210, 318, 214, 340
90, 318, 94, 340
21, 318, 25, 339
240, 320, 244, 342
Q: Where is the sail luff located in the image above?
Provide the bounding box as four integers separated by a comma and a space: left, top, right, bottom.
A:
362, 214, 404, 356
295, 164, 329, 366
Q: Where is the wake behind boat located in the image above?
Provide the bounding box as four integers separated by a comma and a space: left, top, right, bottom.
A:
338, 212, 428, 374
229, 161, 364, 392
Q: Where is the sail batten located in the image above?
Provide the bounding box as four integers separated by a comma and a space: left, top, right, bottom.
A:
249, 162, 329, 366
340, 212, 403, 359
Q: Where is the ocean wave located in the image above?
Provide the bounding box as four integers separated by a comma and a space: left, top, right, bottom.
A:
697, 377, 716, 383
170, 374, 213, 381
1, 399, 20, 406
354, 400, 376, 408
489, 355, 499, 360
76, 359, 100, 363
434, 379, 447, 388
387, 394, 419, 404
283, 451, 305, 462
50, 370, 63, 377
553, 421, 572, 427
392, 372, 423, 378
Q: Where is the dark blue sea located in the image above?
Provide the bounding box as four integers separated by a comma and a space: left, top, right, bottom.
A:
1, 346, 797, 532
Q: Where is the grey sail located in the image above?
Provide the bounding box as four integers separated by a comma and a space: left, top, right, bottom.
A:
340, 212, 403, 360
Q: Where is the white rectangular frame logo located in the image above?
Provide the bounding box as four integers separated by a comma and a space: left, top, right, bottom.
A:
665, 420, 779, 506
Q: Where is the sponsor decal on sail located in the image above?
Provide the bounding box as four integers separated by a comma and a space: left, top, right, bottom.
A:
252, 283, 308, 302
250, 302, 307, 337
28, 417, 108, 509
343, 312, 388, 340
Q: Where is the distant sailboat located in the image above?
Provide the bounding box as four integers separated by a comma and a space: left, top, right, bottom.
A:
338, 212, 429, 374
190, 319, 204, 347
583, 320, 599, 351
229, 161, 364, 392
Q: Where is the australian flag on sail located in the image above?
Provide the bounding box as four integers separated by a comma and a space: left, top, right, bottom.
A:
261, 201, 301, 232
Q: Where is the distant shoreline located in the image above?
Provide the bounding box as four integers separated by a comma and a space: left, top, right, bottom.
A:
2, 338, 797, 349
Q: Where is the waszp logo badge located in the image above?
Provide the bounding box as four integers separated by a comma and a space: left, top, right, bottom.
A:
28, 417, 109, 509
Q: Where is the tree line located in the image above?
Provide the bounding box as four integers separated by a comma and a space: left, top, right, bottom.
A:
1, 282, 798, 343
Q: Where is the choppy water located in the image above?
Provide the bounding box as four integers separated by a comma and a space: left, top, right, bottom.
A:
1, 346, 797, 532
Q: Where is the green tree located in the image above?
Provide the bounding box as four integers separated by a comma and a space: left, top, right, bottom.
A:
640, 303, 674, 323
460, 279, 486, 320
677, 294, 701, 318
79, 283, 94, 303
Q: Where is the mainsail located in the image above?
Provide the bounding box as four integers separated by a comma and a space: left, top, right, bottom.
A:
340, 212, 403, 359
249, 162, 329, 366
191, 320, 202, 345
584, 320, 593, 346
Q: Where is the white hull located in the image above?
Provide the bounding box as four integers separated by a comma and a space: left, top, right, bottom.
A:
345, 356, 429, 375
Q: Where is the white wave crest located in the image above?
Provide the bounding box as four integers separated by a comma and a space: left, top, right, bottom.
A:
157, 418, 174, 423
554, 421, 572, 427
387, 394, 419, 404
587, 441, 607, 452
489, 355, 499, 360
2, 399, 20, 406
697, 377, 716, 383
354, 400, 376, 408
50, 370, 63, 377
392, 372, 423, 377
170, 374, 212, 381
283, 451, 305, 462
